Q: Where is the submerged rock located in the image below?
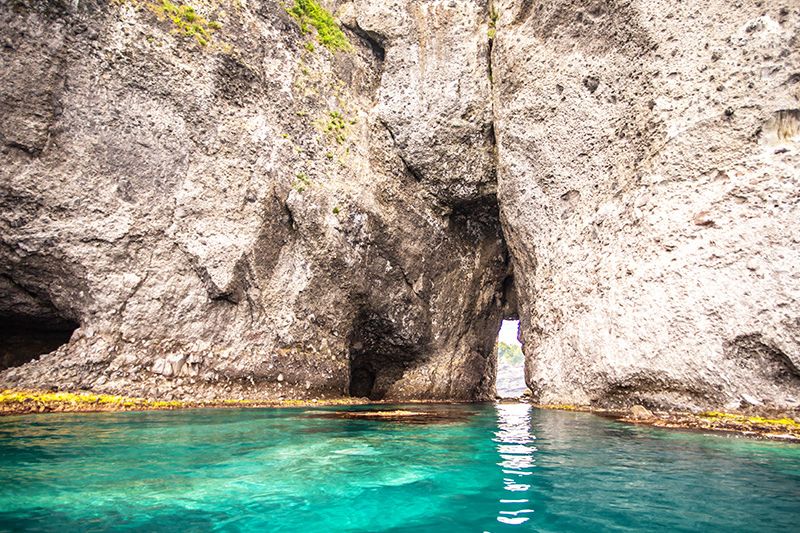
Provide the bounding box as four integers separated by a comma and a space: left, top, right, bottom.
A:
307, 406, 477, 424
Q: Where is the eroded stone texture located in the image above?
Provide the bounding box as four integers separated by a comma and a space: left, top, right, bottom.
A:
2, 0, 799, 413
0, 0, 509, 401
493, 0, 800, 410
346, 0, 496, 207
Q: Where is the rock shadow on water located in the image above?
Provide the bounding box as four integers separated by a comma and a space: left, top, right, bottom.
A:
304, 405, 478, 425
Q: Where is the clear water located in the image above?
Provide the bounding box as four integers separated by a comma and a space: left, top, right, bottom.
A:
1, 403, 799, 532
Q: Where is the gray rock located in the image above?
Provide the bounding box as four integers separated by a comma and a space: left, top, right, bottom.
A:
0, 0, 509, 402
741, 394, 763, 407
492, 0, 800, 411
152, 359, 173, 378
1, 0, 798, 414
630, 405, 654, 420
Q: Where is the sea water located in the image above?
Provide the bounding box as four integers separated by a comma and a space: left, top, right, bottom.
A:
1, 403, 798, 532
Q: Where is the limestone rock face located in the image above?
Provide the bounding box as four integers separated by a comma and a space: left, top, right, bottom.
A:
2, 0, 799, 413
0, 0, 509, 401
349, 0, 496, 206
493, 0, 800, 411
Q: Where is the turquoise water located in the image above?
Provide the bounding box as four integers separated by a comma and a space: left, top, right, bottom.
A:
1, 403, 799, 532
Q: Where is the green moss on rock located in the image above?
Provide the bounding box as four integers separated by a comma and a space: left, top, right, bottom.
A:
153, 0, 222, 46
287, 0, 351, 52
293, 171, 311, 192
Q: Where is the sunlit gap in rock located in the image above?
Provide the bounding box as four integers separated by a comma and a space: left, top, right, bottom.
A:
495, 319, 526, 399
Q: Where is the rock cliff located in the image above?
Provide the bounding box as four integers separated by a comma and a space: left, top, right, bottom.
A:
494, 0, 800, 411
0, 0, 510, 401
1, 0, 798, 412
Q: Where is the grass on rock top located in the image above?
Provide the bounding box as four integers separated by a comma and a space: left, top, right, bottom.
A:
288, 0, 351, 52
153, 0, 222, 46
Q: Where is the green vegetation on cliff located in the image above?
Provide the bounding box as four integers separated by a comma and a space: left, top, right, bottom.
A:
320, 110, 356, 145
153, 0, 222, 46
487, 6, 498, 39
288, 0, 351, 52
292, 171, 311, 192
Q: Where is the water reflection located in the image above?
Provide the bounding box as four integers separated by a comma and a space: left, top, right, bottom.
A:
493, 403, 536, 526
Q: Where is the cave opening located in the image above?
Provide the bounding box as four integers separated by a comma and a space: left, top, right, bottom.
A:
349, 364, 376, 399
0, 276, 78, 371
347, 309, 422, 401
0, 317, 77, 371
495, 319, 526, 399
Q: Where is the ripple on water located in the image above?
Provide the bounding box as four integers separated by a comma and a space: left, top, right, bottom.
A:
493, 404, 538, 526
0, 404, 799, 532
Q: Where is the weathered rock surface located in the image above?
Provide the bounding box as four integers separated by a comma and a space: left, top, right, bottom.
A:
0, 0, 510, 401
2, 0, 799, 413
493, 0, 800, 411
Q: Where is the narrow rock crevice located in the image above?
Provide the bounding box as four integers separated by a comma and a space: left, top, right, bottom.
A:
379, 119, 424, 182
344, 21, 386, 62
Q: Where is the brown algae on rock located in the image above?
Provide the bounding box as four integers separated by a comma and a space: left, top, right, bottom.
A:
306, 406, 478, 424
622, 408, 800, 442
537, 403, 800, 442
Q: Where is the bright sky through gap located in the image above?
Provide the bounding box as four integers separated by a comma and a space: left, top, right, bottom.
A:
498, 320, 521, 346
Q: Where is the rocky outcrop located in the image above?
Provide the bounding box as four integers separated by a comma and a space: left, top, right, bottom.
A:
493, 0, 800, 411
2, 0, 799, 413
0, 0, 510, 401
